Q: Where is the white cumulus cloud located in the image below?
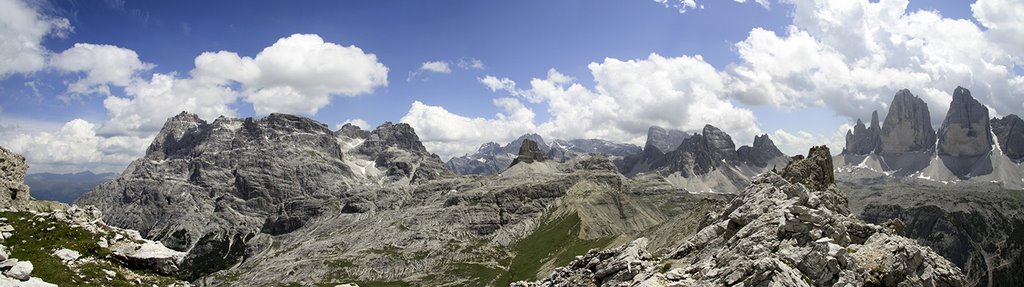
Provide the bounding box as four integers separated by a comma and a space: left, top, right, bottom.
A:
193, 33, 388, 115
2, 119, 151, 173
50, 43, 154, 95
419, 61, 451, 74
728, 0, 1024, 127
400, 98, 536, 159
0, 0, 71, 77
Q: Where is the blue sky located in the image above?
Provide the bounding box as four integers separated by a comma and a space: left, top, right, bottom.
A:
1, 0, 1022, 173
4, 0, 788, 125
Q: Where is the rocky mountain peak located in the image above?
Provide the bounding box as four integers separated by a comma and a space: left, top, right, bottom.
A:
263, 113, 333, 134
0, 146, 31, 207
779, 145, 836, 192
879, 89, 936, 155
737, 134, 784, 167
993, 114, 1024, 161
701, 124, 738, 162
645, 126, 689, 153
505, 133, 549, 155
937, 86, 993, 157
334, 123, 370, 139
145, 112, 208, 160
844, 110, 882, 155
358, 122, 429, 154
509, 138, 546, 167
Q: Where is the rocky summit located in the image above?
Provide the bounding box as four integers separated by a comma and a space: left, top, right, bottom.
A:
938, 86, 993, 157
510, 139, 548, 167
843, 111, 881, 155
879, 89, 936, 155
519, 146, 967, 287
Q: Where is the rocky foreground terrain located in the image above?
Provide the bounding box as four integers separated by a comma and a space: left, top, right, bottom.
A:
518, 146, 966, 286
0, 146, 190, 286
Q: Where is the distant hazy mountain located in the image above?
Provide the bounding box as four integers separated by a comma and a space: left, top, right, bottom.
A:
24, 171, 116, 203
445, 133, 641, 175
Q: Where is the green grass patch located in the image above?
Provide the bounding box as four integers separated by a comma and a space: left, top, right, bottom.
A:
499, 211, 614, 285
0, 211, 180, 286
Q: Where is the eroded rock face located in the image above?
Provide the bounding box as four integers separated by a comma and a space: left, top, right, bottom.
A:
0, 146, 31, 208
992, 114, 1024, 161
938, 87, 993, 157
520, 146, 967, 287
510, 139, 547, 166
879, 89, 937, 155
844, 111, 882, 155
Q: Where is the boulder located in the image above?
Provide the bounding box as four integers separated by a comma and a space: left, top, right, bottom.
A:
937, 87, 993, 157
5, 261, 32, 281
879, 89, 937, 155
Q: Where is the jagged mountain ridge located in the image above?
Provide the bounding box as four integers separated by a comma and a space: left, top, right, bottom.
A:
621, 124, 790, 194
445, 133, 641, 176
76, 112, 452, 279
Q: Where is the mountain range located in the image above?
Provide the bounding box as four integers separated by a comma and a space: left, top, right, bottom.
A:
0, 86, 1020, 286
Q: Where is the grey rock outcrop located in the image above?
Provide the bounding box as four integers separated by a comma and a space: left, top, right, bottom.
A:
937, 87, 993, 157
844, 111, 881, 155
510, 139, 547, 166
992, 114, 1024, 161
0, 146, 31, 208
520, 146, 967, 287
76, 112, 448, 279
879, 89, 937, 155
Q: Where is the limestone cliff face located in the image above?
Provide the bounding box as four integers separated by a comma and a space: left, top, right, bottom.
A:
937, 87, 993, 157
879, 89, 937, 155
993, 114, 1024, 161
844, 111, 881, 155
76, 112, 450, 279
509, 138, 547, 167
0, 146, 31, 208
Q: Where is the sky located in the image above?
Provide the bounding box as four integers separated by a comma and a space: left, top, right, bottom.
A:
0, 0, 1022, 174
